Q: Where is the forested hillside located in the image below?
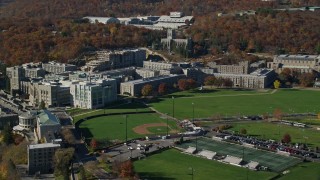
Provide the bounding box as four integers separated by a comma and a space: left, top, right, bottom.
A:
0, 0, 319, 65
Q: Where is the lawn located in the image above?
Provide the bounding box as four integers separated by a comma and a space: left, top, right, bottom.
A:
134, 149, 278, 180
72, 102, 152, 123
79, 113, 179, 141
149, 89, 320, 119
278, 162, 320, 180
229, 122, 320, 148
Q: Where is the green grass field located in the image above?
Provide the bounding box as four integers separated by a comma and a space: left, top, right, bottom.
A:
177, 138, 301, 172
72, 102, 151, 122
150, 89, 320, 119
229, 122, 320, 148
79, 113, 179, 141
278, 162, 320, 180
134, 149, 277, 180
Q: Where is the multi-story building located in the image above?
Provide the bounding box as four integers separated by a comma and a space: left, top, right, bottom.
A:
212, 69, 276, 89
120, 74, 186, 96
86, 49, 146, 72
70, 79, 117, 109
42, 62, 77, 74
135, 68, 160, 79
161, 29, 192, 53
6, 66, 25, 95
22, 63, 46, 78
29, 81, 71, 107
28, 142, 60, 174
267, 54, 320, 73
207, 61, 250, 74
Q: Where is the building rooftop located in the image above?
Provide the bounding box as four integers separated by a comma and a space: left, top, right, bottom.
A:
29, 142, 60, 149
38, 110, 60, 125
122, 74, 184, 85
276, 54, 320, 60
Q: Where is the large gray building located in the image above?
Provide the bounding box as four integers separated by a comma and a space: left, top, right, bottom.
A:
42, 62, 77, 74
120, 74, 186, 96
28, 142, 60, 174
70, 79, 117, 109
212, 69, 276, 89
29, 81, 71, 108
267, 54, 320, 73
161, 29, 192, 53
6, 66, 26, 95
207, 61, 250, 74
86, 49, 146, 72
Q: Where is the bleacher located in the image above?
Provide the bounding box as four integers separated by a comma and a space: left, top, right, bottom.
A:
247, 161, 259, 170
184, 146, 197, 154
222, 155, 243, 166
198, 150, 216, 160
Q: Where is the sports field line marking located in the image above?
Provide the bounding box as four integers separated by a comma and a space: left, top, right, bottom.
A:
178, 89, 278, 99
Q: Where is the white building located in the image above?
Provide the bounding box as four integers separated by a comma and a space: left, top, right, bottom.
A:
28, 142, 60, 174
13, 111, 36, 131
83, 16, 120, 24
70, 79, 117, 109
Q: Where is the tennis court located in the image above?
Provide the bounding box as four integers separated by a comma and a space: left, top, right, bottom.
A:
177, 137, 302, 172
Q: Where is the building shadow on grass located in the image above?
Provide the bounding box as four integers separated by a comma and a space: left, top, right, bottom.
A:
79, 127, 94, 139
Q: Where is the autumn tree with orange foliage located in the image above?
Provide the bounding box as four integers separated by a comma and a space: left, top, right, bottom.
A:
273, 108, 283, 120
141, 84, 153, 96
119, 160, 136, 178
158, 83, 167, 95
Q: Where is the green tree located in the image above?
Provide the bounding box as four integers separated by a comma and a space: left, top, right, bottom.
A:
316, 43, 320, 54
78, 165, 87, 180
240, 128, 247, 135
141, 84, 153, 96
6, 159, 19, 180
3, 125, 14, 145
39, 100, 46, 109
54, 148, 75, 179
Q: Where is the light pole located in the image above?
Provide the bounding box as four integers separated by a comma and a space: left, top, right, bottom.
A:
166, 113, 169, 137
172, 96, 175, 118
192, 102, 195, 124
124, 115, 128, 143
189, 167, 194, 180
195, 135, 198, 151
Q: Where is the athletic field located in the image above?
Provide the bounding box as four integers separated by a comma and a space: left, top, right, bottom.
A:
134, 149, 277, 180
78, 113, 179, 141
177, 138, 302, 172
150, 89, 320, 119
